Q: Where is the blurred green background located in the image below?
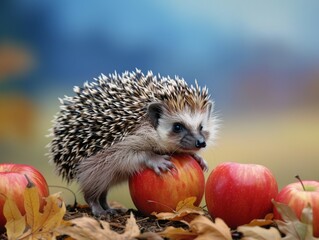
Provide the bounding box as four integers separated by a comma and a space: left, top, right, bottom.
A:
1, 1, 319, 207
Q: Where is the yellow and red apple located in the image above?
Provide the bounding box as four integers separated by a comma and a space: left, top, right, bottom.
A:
129, 154, 205, 215
274, 179, 319, 237
0, 163, 49, 231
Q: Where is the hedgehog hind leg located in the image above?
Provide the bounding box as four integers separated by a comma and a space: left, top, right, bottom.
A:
84, 189, 114, 216
77, 151, 128, 216
85, 192, 108, 216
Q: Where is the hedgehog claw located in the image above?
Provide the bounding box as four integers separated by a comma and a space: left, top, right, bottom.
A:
146, 154, 175, 175
192, 153, 208, 172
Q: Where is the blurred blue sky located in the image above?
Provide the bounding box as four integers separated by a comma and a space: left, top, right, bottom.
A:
1, 1, 319, 111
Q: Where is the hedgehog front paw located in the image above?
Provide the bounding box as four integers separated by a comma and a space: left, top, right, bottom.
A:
192, 153, 208, 172
145, 154, 175, 175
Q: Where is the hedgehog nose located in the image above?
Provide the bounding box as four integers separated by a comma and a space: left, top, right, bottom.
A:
195, 139, 206, 148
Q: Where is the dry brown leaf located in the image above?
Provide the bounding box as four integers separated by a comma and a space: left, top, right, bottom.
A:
237, 226, 281, 240
3, 198, 26, 240
273, 200, 319, 240
152, 197, 204, 222
190, 216, 232, 240
136, 231, 164, 240
57, 212, 140, 240
58, 217, 116, 240
159, 215, 232, 240
160, 226, 197, 240
121, 212, 140, 238
4, 183, 66, 240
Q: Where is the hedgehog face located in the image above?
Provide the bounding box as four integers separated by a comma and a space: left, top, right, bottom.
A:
147, 102, 216, 153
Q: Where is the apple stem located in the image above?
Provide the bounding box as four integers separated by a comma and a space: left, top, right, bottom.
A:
295, 175, 306, 191
49, 185, 78, 208
24, 174, 34, 188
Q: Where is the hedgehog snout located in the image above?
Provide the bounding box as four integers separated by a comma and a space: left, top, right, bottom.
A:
195, 138, 206, 148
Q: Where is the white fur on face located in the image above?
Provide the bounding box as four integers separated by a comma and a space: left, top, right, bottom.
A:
155, 102, 218, 152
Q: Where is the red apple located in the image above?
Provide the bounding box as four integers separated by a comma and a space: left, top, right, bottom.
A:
129, 154, 205, 215
205, 162, 278, 228
273, 178, 319, 237
0, 163, 49, 231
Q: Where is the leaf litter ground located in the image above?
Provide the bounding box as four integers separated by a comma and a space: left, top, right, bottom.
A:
61, 204, 202, 239
1, 195, 317, 239
60, 204, 244, 240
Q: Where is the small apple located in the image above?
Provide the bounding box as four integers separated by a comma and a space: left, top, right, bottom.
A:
129, 154, 205, 215
273, 176, 319, 237
0, 163, 49, 231
205, 162, 278, 228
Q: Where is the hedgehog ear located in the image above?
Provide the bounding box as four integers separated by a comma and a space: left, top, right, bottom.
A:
206, 101, 214, 119
147, 102, 163, 128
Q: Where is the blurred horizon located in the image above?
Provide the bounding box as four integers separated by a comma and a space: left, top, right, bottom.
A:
1, 1, 318, 207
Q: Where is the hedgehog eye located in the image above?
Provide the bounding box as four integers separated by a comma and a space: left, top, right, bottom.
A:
173, 122, 184, 133
199, 124, 203, 131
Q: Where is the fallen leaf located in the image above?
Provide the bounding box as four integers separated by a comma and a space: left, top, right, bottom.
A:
160, 226, 197, 240
159, 215, 232, 240
190, 216, 232, 240
273, 200, 319, 240
3, 198, 26, 240
23, 178, 41, 233
238, 226, 281, 240
57, 212, 140, 240
136, 231, 164, 240
245, 213, 274, 227
121, 212, 140, 238
36, 193, 66, 235
4, 182, 66, 240
58, 217, 116, 240
152, 197, 204, 222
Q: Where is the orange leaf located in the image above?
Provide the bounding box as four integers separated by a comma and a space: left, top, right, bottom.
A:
152, 197, 204, 222
245, 213, 274, 227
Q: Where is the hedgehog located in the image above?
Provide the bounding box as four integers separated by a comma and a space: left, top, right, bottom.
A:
48, 69, 219, 216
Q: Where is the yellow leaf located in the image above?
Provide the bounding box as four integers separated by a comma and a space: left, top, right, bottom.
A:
4, 198, 26, 240
39, 193, 66, 232
23, 181, 41, 232
18, 192, 66, 239
152, 197, 204, 222
237, 226, 281, 240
